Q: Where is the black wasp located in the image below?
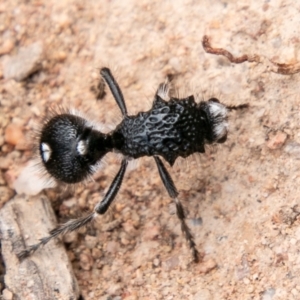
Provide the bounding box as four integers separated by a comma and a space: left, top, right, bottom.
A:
18, 67, 232, 263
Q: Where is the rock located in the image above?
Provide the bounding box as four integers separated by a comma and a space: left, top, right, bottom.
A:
193, 289, 212, 300
2, 289, 13, 300
0, 39, 14, 55
0, 194, 80, 299
85, 235, 98, 249
141, 224, 160, 241
131, 241, 160, 268
0, 186, 14, 208
79, 251, 94, 271
266, 131, 287, 150
284, 141, 300, 158
4, 123, 26, 147
162, 255, 179, 271
3, 42, 44, 81
197, 258, 217, 274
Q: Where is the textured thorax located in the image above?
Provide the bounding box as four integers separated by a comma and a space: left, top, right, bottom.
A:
113, 95, 211, 165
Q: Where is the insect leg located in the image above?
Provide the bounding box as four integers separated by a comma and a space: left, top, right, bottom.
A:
226, 103, 249, 110
94, 159, 128, 214
100, 67, 128, 117
18, 159, 128, 260
154, 156, 200, 263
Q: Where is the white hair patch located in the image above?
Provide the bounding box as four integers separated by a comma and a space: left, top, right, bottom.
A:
207, 101, 228, 140
208, 101, 227, 118
77, 140, 88, 155
41, 143, 52, 162
157, 81, 170, 101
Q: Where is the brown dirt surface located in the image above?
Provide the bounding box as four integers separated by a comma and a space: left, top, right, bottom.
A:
1, 1, 300, 299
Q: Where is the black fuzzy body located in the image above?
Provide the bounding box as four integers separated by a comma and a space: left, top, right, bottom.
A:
113, 95, 211, 166
20, 67, 230, 262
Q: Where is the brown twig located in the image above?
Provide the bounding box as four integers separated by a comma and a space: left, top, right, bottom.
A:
270, 60, 300, 75
202, 35, 260, 64
202, 35, 300, 76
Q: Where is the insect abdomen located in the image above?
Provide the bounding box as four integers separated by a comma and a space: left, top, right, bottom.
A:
114, 95, 223, 165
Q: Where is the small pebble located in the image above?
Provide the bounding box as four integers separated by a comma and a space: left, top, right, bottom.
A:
54, 50, 67, 62
142, 225, 160, 241
91, 248, 102, 259
106, 241, 119, 254
0, 156, 13, 170
153, 258, 160, 267
4, 123, 26, 147
0, 186, 14, 208
197, 258, 217, 274
284, 141, 300, 158
63, 231, 78, 243
123, 221, 139, 236
2, 289, 13, 300
79, 251, 94, 271
106, 284, 122, 297
266, 131, 287, 150
85, 235, 98, 249
247, 285, 254, 293
3, 42, 44, 81
243, 278, 250, 285
0, 39, 14, 55
193, 289, 212, 300
291, 288, 298, 296
162, 255, 179, 271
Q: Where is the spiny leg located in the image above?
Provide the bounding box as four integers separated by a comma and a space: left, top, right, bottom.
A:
18, 159, 128, 260
208, 97, 248, 113
154, 156, 200, 263
100, 67, 128, 117
95, 159, 127, 214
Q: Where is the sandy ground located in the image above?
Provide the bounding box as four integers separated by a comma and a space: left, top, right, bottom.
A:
2, 0, 300, 299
